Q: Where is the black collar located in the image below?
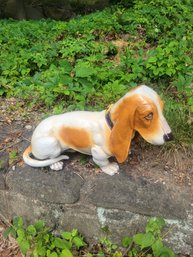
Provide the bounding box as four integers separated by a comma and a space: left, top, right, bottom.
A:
105, 109, 114, 129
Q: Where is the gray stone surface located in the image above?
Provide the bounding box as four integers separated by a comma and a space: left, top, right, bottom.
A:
82, 172, 189, 219
0, 152, 9, 172
6, 166, 84, 204
0, 152, 9, 190
0, 152, 193, 255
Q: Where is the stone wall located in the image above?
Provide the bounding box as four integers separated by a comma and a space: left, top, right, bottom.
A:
0, 149, 193, 255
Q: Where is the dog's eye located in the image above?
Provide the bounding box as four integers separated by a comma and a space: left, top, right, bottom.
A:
144, 112, 153, 120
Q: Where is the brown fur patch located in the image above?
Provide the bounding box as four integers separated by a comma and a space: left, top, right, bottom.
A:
58, 127, 92, 149
23, 145, 32, 157
109, 96, 137, 163
109, 93, 162, 163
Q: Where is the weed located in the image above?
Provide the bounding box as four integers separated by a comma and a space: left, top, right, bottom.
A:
4, 217, 86, 257
9, 149, 18, 165
122, 217, 178, 257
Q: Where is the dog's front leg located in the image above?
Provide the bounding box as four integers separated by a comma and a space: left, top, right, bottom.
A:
91, 146, 119, 176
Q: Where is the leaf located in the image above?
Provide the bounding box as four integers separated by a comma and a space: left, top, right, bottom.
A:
13, 216, 23, 229
148, 56, 157, 63
21, 68, 30, 76
53, 238, 71, 249
157, 246, 177, 257
112, 252, 123, 257
72, 236, 86, 249
53, 84, 70, 95
33, 245, 46, 257
133, 232, 155, 249
61, 231, 72, 240
146, 217, 166, 234
152, 240, 164, 256
27, 224, 37, 236
17, 228, 25, 242
0, 86, 6, 96
44, 233, 50, 243
60, 75, 73, 85
112, 243, 118, 250
75, 63, 95, 78
18, 239, 30, 255
86, 254, 93, 257
48, 252, 58, 257
34, 220, 45, 231
96, 252, 105, 257
60, 248, 74, 257
3, 227, 16, 238
71, 229, 78, 237
59, 60, 72, 73
122, 236, 133, 248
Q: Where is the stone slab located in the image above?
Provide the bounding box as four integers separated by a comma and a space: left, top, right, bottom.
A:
6, 166, 84, 204
81, 171, 191, 219
0, 152, 193, 255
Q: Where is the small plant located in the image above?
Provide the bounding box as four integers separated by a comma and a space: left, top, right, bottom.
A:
9, 149, 18, 165
122, 217, 177, 257
100, 237, 118, 254
3, 217, 86, 257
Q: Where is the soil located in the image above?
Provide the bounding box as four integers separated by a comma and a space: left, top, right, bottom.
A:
0, 219, 22, 257
0, 96, 193, 256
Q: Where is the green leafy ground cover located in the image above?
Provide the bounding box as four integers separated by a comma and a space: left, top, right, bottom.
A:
0, 0, 192, 143
4, 216, 178, 257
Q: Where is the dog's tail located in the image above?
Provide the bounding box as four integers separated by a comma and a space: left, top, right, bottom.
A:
23, 145, 69, 168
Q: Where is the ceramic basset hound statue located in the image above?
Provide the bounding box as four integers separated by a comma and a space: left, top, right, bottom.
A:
23, 85, 173, 175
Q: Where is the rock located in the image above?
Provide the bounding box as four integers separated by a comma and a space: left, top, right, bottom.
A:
81, 172, 188, 219
0, 152, 8, 190
6, 165, 84, 204
25, 125, 33, 130
25, 6, 45, 20
44, 5, 74, 20
0, 152, 9, 172
0, 0, 111, 20
4, 0, 26, 20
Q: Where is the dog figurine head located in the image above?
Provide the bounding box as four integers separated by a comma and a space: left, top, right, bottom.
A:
109, 85, 173, 163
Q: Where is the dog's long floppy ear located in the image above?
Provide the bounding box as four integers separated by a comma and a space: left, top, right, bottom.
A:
109, 98, 135, 163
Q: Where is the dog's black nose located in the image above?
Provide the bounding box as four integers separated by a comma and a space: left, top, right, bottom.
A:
163, 132, 174, 142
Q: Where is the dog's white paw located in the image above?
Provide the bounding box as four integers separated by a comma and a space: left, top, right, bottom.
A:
101, 162, 119, 176
50, 161, 64, 171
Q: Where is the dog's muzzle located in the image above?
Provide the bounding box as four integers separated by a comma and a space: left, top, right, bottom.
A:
163, 132, 174, 142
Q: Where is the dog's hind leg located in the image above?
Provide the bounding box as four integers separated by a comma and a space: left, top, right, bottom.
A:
32, 136, 69, 170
